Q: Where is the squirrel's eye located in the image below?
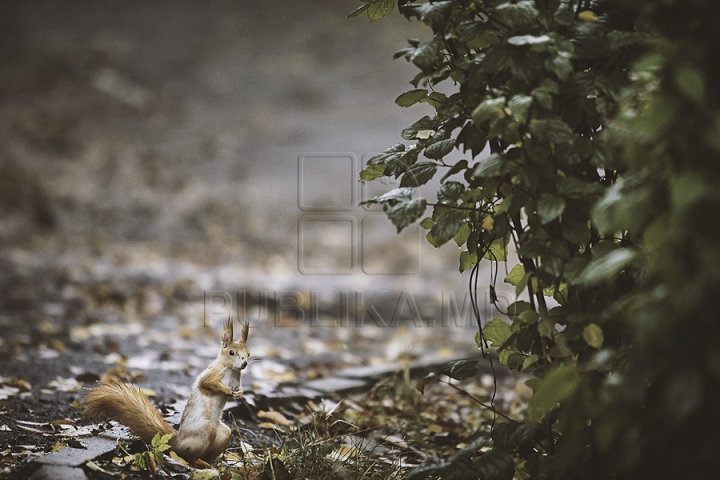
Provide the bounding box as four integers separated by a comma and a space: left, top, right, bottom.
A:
229, 350, 235, 356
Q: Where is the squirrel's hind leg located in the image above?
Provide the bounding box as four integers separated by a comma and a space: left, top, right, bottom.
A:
201, 423, 231, 463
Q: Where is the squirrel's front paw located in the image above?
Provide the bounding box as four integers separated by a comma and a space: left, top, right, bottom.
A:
231, 387, 244, 399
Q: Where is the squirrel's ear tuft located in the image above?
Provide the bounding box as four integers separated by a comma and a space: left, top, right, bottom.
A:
241, 321, 249, 343
222, 317, 233, 348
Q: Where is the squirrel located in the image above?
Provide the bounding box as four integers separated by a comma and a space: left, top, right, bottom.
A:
83, 318, 250, 465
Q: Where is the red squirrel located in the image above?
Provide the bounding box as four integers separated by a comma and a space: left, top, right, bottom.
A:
83, 319, 249, 465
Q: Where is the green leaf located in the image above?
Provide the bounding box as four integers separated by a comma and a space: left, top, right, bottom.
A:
402, 116, 437, 140
407, 456, 446, 480
471, 97, 506, 125
671, 173, 708, 210
504, 264, 526, 286
424, 138, 455, 160
474, 449, 515, 480
507, 95, 533, 123
385, 197, 427, 232
529, 118, 576, 145
561, 218, 591, 245
419, 217, 433, 229
459, 250, 477, 272
537, 193, 566, 223
395, 89, 428, 107
532, 90, 553, 109
367, 143, 406, 165
440, 359, 479, 381
538, 319, 554, 339
494, 0, 539, 29
468, 32, 501, 49
376, 187, 413, 204
583, 323, 604, 348
505, 264, 530, 298
414, 0, 454, 32
483, 318, 512, 346
675, 67, 705, 103
577, 248, 637, 286
400, 161, 438, 187
545, 50, 573, 81
437, 181, 465, 203
367, 0, 394, 22
448, 435, 488, 463
528, 364, 578, 422
359, 164, 386, 182
410, 38, 444, 72
440, 159, 468, 182
454, 222, 471, 246
553, 1, 575, 25
472, 154, 515, 178
430, 208, 466, 245
483, 236, 508, 262
521, 354, 540, 372
557, 177, 604, 198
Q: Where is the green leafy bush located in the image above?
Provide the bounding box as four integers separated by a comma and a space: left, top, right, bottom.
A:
353, 0, 720, 478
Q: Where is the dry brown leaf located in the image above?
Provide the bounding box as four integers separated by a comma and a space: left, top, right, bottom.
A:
50, 419, 76, 428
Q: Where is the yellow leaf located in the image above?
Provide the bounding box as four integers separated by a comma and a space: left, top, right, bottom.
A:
258, 421, 285, 431
482, 215, 494, 232
139, 388, 156, 397
578, 11, 599, 22
425, 424, 444, 434
583, 324, 604, 349
51, 441, 67, 453
257, 410, 292, 426
224, 452, 243, 462
169, 451, 188, 464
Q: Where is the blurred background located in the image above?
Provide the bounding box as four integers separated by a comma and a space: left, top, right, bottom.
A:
0, 0, 511, 384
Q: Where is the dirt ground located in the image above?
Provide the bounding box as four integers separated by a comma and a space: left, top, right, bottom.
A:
0, 1, 520, 477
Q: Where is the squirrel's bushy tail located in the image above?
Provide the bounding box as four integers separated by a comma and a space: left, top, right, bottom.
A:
83, 380, 176, 444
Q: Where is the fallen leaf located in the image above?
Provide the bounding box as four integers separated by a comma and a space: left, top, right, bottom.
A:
169, 450, 188, 464
263, 457, 292, 480
258, 422, 284, 431
328, 444, 361, 461
15, 424, 47, 434
86, 460, 113, 475
3, 378, 31, 390
258, 410, 291, 426
47, 376, 82, 393
51, 441, 67, 452
50, 419, 76, 428
380, 434, 408, 449
425, 424, 444, 434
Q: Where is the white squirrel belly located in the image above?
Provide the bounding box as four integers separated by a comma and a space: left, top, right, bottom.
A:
224, 369, 241, 391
